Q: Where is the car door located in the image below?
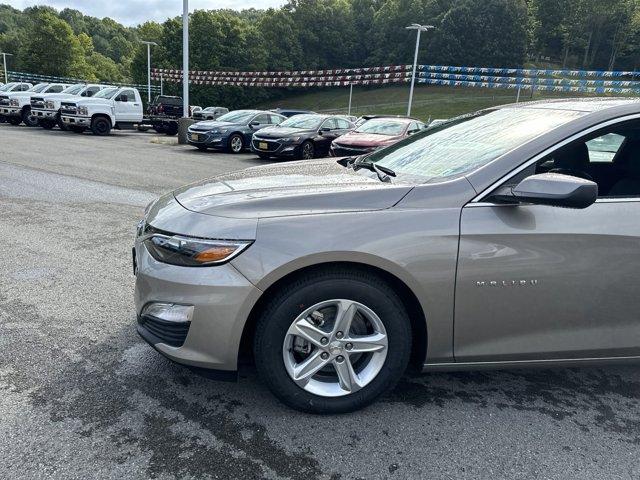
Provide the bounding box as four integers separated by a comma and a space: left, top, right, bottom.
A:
246, 113, 271, 142
454, 119, 640, 362
318, 118, 340, 154
114, 89, 139, 122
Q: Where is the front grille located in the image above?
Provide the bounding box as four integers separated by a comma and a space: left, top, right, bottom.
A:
31, 97, 45, 108
138, 315, 191, 347
252, 138, 280, 152
332, 144, 373, 155
60, 102, 77, 115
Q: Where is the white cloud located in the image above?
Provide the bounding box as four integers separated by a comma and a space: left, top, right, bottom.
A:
3, 0, 287, 26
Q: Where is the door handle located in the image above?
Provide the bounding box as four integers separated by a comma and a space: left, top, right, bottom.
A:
133, 103, 140, 106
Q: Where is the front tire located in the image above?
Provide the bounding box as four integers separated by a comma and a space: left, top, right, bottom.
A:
228, 134, 244, 153
41, 119, 55, 130
299, 141, 315, 160
254, 268, 411, 413
7, 116, 21, 126
22, 107, 38, 127
91, 116, 111, 136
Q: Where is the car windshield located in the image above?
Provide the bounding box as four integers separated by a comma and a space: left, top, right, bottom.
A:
28, 83, 50, 93
217, 110, 256, 124
62, 84, 85, 95
355, 119, 408, 136
279, 115, 323, 129
94, 87, 119, 99
369, 107, 586, 181
0, 83, 16, 92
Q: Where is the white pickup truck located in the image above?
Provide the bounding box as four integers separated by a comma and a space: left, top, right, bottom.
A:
2, 83, 69, 126
60, 86, 143, 135
0, 82, 33, 123
31, 83, 108, 130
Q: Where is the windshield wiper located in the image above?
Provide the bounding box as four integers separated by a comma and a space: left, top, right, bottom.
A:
353, 158, 396, 183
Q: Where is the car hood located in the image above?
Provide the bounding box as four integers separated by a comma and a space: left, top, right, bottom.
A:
7, 91, 37, 100
40, 92, 77, 101
72, 97, 112, 107
256, 126, 314, 138
335, 131, 403, 147
173, 158, 413, 219
192, 120, 240, 129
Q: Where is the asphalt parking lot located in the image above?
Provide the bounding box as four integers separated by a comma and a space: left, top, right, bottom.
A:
1, 124, 639, 480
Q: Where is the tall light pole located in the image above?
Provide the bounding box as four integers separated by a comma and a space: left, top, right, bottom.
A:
1, 52, 13, 84
139, 40, 157, 103
405, 24, 434, 117
182, 0, 189, 118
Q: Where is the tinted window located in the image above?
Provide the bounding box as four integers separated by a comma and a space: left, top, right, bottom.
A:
322, 118, 338, 130
370, 108, 585, 180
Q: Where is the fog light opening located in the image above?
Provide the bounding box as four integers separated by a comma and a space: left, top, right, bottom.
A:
141, 303, 194, 323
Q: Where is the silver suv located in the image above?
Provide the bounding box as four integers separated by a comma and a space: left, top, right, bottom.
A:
134, 98, 640, 413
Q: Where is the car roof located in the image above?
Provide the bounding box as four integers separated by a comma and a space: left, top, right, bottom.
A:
492, 97, 640, 114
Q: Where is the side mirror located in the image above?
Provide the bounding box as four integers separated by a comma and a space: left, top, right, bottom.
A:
320, 127, 331, 133
249, 121, 260, 127
493, 173, 598, 209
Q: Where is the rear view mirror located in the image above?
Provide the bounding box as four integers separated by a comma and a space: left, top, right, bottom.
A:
494, 173, 598, 209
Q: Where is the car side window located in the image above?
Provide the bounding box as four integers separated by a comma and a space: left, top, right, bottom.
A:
83, 87, 100, 97
269, 114, 284, 124
322, 118, 338, 130
336, 118, 351, 129
19, 84, 30, 91
407, 122, 421, 135
117, 89, 135, 102
48, 85, 64, 93
253, 114, 269, 125
586, 133, 625, 163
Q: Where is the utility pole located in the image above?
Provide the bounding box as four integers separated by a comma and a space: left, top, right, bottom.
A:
182, 0, 189, 118
139, 40, 158, 103
348, 83, 353, 116
0, 52, 13, 84
405, 24, 434, 117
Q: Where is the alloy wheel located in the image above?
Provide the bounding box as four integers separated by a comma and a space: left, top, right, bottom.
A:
301, 142, 314, 159
230, 135, 243, 153
282, 299, 388, 397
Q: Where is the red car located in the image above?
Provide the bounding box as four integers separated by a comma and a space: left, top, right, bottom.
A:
330, 117, 427, 157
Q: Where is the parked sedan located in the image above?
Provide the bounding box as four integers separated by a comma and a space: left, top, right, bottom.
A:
251, 114, 355, 159
270, 108, 316, 118
187, 110, 286, 153
135, 98, 640, 414
331, 117, 426, 157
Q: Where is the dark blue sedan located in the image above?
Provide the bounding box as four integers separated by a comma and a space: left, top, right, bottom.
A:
187, 110, 286, 153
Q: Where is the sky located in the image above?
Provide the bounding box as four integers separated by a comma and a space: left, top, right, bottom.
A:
3, 1, 288, 26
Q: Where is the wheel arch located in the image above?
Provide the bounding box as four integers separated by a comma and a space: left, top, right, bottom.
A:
238, 261, 428, 370
91, 112, 113, 126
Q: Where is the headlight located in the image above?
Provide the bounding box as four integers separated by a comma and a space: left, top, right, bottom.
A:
44, 100, 55, 109
77, 106, 88, 116
282, 136, 301, 143
143, 234, 252, 267
9, 99, 19, 107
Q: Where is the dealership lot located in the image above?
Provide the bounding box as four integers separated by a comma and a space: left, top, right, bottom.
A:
1, 124, 640, 479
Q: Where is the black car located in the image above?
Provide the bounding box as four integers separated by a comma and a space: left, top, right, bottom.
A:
187, 110, 286, 153
251, 114, 355, 159
270, 108, 316, 118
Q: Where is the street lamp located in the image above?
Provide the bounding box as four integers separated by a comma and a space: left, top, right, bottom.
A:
139, 40, 158, 103
405, 24, 434, 117
0, 52, 13, 84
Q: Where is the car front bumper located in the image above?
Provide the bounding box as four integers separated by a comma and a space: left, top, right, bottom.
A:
251, 138, 299, 157
187, 130, 227, 148
133, 240, 262, 372
61, 115, 90, 126
32, 108, 58, 119
330, 144, 378, 157
1, 106, 21, 117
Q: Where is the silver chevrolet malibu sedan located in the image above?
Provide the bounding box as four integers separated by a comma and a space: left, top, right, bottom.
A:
134, 98, 640, 413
